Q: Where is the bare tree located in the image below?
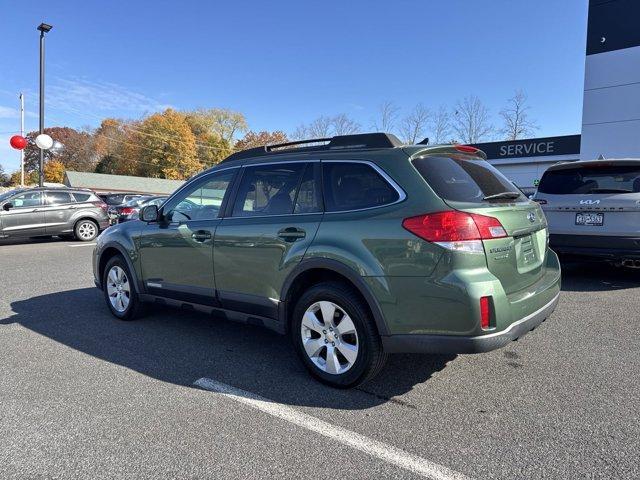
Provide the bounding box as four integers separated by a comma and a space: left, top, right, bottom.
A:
371, 101, 400, 133
291, 124, 309, 141
292, 114, 360, 139
399, 103, 430, 144
430, 106, 452, 144
292, 116, 331, 140
451, 95, 493, 143
331, 114, 361, 136
307, 116, 334, 138
499, 89, 538, 140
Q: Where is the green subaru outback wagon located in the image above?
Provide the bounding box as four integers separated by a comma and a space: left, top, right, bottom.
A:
93, 133, 561, 387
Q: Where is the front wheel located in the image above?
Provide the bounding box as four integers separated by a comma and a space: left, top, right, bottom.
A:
102, 255, 143, 321
292, 282, 387, 388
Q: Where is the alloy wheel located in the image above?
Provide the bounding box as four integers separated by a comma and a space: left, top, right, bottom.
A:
300, 300, 359, 375
106, 265, 130, 313
77, 221, 97, 240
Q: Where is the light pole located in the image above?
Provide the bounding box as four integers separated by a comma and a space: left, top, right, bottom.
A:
37, 22, 52, 187
19, 92, 24, 186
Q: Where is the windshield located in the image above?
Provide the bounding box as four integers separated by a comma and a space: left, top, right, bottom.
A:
538, 165, 640, 194
412, 156, 526, 203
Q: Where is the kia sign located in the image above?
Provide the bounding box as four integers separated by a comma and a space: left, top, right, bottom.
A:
471, 135, 581, 160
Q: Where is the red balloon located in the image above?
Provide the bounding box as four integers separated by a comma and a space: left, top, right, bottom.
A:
10, 135, 27, 150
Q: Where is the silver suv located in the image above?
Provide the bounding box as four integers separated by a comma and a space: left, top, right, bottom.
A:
533, 159, 640, 266
0, 187, 110, 242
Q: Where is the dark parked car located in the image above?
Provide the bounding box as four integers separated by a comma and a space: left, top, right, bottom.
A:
94, 133, 560, 387
100, 193, 147, 224
0, 187, 109, 241
99, 193, 146, 206
114, 196, 167, 223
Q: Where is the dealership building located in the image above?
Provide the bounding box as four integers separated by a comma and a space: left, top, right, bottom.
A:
477, 0, 638, 188
473, 135, 581, 189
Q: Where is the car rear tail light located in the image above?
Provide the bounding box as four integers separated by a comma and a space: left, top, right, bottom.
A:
92, 201, 108, 212
120, 207, 136, 215
454, 144, 480, 154
402, 211, 507, 253
471, 213, 507, 239
480, 296, 491, 330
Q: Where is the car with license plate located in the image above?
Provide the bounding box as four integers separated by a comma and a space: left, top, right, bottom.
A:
534, 159, 640, 266
93, 133, 561, 387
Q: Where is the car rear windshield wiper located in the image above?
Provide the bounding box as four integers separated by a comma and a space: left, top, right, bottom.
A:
483, 191, 521, 201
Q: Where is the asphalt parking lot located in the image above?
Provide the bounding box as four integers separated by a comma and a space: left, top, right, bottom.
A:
0, 238, 638, 479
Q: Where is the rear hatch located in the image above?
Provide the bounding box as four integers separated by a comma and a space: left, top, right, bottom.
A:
412, 152, 547, 295
534, 161, 640, 237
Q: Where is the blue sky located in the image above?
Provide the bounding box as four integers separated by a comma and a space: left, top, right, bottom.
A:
0, 0, 588, 172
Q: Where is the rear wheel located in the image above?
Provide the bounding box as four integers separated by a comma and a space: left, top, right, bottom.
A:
74, 219, 99, 242
102, 255, 143, 321
292, 282, 387, 388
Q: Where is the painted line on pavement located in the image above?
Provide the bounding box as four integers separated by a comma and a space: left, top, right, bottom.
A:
194, 377, 471, 480
68, 243, 97, 247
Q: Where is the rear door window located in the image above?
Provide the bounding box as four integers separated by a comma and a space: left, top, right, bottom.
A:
412, 156, 526, 203
45, 191, 73, 205
538, 165, 640, 194
322, 162, 399, 212
294, 163, 322, 214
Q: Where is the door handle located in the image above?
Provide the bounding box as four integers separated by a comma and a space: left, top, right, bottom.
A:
191, 230, 212, 242
277, 227, 306, 242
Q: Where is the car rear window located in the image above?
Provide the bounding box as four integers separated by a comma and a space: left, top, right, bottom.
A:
538, 165, 640, 194
412, 156, 525, 203
101, 195, 125, 205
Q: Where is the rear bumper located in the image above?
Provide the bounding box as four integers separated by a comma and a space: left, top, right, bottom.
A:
382, 292, 559, 354
550, 234, 640, 260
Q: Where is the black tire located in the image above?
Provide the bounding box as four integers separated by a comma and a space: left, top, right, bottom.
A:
74, 219, 99, 242
291, 281, 387, 388
102, 255, 144, 321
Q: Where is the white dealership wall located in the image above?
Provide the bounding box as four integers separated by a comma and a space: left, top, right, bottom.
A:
580, 0, 640, 159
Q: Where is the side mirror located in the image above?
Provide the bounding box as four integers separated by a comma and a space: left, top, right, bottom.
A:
2, 202, 13, 211
140, 204, 159, 222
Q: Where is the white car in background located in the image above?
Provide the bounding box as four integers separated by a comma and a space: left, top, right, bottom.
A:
534, 159, 640, 267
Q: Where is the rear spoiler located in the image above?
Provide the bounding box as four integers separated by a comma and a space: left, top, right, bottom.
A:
408, 144, 488, 160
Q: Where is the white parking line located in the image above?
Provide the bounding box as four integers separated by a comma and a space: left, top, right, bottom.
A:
194, 377, 471, 480
68, 243, 97, 247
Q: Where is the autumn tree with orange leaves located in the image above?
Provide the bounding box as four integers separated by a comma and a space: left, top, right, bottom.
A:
235, 130, 288, 151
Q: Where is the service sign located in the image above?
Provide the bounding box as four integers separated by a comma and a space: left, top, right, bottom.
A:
471, 135, 581, 160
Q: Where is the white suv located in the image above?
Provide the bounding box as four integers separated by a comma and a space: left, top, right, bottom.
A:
533, 159, 640, 266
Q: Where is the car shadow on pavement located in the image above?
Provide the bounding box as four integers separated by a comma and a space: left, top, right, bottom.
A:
5, 287, 455, 410
0, 236, 70, 246
560, 260, 640, 292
